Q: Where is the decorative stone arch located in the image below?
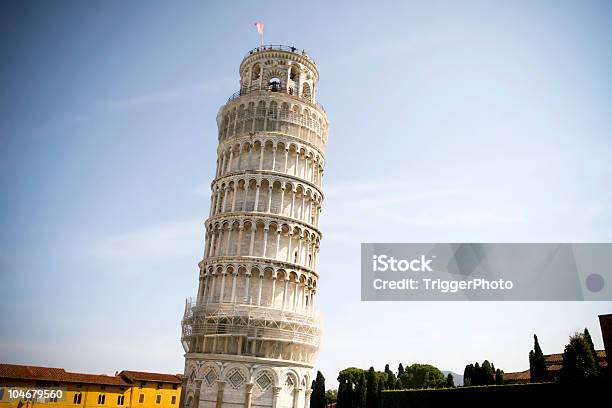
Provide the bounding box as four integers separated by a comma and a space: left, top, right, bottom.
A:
252, 366, 279, 389
222, 363, 249, 390
199, 363, 221, 389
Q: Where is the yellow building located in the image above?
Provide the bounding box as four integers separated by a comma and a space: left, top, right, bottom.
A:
0, 365, 182, 408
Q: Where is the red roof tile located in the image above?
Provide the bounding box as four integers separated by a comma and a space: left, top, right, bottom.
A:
503, 370, 530, 381
118, 371, 182, 384
0, 364, 127, 386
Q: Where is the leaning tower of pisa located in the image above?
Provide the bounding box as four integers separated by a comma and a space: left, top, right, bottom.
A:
180, 45, 328, 408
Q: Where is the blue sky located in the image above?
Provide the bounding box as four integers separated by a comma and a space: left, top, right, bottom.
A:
1, 0, 611, 385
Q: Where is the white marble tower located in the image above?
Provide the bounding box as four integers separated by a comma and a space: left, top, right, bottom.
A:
180, 45, 328, 408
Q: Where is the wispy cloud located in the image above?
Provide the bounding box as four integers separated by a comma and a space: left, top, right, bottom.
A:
105, 78, 235, 111
90, 219, 203, 268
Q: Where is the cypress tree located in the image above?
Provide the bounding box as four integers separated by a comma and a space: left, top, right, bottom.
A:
463, 364, 473, 386
394, 378, 402, 390
384, 364, 396, 390
495, 369, 504, 385
445, 373, 454, 388
473, 363, 481, 386
337, 378, 350, 408
482, 360, 495, 385
531, 334, 548, 382
583, 328, 600, 376
310, 371, 326, 408
397, 363, 404, 379
365, 367, 378, 408
355, 372, 367, 408
376, 376, 385, 408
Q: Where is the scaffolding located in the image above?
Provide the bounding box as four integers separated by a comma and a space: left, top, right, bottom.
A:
181, 297, 322, 349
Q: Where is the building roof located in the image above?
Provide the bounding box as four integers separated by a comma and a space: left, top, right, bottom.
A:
118, 371, 182, 384
503, 369, 530, 382
0, 364, 128, 386
0, 364, 183, 386
503, 349, 607, 382
544, 350, 606, 365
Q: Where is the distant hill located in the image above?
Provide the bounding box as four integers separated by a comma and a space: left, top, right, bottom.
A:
440, 371, 464, 386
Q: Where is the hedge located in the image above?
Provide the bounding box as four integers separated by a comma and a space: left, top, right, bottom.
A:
381, 380, 608, 407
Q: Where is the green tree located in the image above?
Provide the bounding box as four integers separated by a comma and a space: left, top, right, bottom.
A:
445, 373, 455, 388
355, 372, 367, 408
310, 371, 326, 408
482, 360, 495, 385
530, 334, 549, 382
325, 389, 337, 405
472, 362, 482, 385
376, 375, 385, 408
398, 364, 446, 389
583, 328, 600, 376
561, 333, 599, 382
397, 363, 405, 379
365, 367, 378, 408
495, 369, 504, 385
384, 364, 396, 390
336, 372, 352, 408
463, 364, 473, 387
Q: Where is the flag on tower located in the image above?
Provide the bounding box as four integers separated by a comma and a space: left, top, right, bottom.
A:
254, 21, 264, 46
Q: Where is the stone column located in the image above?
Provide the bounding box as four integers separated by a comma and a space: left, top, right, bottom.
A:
300, 194, 305, 221
283, 148, 289, 173
219, 272, 227, 303
237, 225, 244, 256
304, 389, 312, 408
279, 184, 286, 215
201, 274, 209, 304
257, 273, 264, 305
215, 381, 225, 408
292, 190, 297, 219
293, 281, 300, 311
271, 146, 277, 171
231, 186, 237, 212
254, 183, 261, 212
244, 272, 251, 303
208, 274, 216, 304
227, 149, 234, 173
249, 225, 256, 256
244, 383, 254, 408
282, 278, 289, 310
286, 233, 293, 262
292, 388, 301, 408
275, 229, 281, 259
267, 185, 273, 212
225, 225, 232, 255
271, 274, 277, 308
272, 386, 282, 408
259, 145, 265, 169
221, 187, 228, 213
262, 227, 269, 258
230, 269, 238, 302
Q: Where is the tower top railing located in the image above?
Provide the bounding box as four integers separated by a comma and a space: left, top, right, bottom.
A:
244, 45, 314, 63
